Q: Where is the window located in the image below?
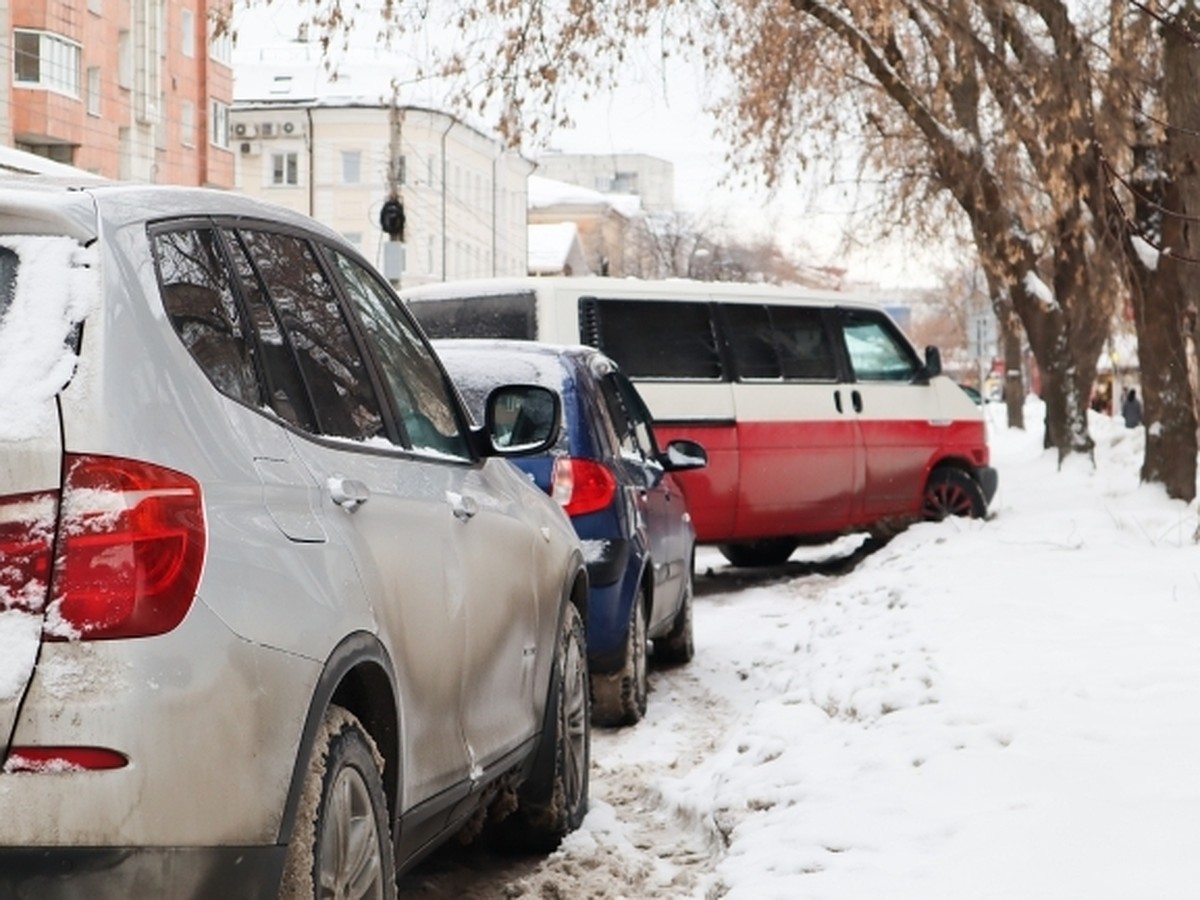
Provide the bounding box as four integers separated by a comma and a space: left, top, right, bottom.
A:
152, 228, 262, 408
839, 310, 920, 382
221, 228, 313, 430
86, 67, 101, 116
408, 291, 537, 341
210, 100, 229, 149
271, 152, 298, 186
331, 250, 471, 457
181, 101, 195, 147
600, 371, 660, 462
342, 151, 361, 184
580, 299, 723, 380
14, 30, 81, 97
208, 19, 232, 65
117, 31, 132, 89
237, 230, 383, 440
723, 304, 837, 381
88, 0, 102, 14
181, 8, 195, 58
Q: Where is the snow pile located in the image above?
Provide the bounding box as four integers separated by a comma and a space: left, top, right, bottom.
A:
510, 398, 1200, 899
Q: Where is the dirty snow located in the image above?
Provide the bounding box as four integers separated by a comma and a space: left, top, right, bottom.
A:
495, 398, 1200, 898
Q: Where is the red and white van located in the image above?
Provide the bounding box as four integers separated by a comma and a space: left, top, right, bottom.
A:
402, 276, 997, 566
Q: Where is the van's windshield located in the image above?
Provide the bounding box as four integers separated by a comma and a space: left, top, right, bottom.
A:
409, 292, 537, 340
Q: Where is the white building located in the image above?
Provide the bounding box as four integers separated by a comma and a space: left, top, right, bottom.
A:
232, 50, 533, 287
534, 151, 675, 214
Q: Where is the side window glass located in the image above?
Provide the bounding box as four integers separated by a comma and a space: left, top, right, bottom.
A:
582, 299, 723, 380
407, 292, 537, 340
331, 251, 471, 458
723, 305, 782, 379
599, 372, 658, 460
771, 306, 838, 381
152, 227, 262, 408
238, 229, 384, 440
221, 228, 315, 431
840, 310, 919, 382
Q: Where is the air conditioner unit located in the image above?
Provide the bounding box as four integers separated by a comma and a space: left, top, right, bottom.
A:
260, 122, 275, 138
240, 141, 262, 155
233, 122, 257, 139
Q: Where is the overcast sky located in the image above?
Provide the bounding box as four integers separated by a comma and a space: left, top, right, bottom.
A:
232, 2, 949, 288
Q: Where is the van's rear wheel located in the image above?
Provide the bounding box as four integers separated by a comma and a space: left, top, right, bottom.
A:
718, 538, 798, 568
922, 468, 987, 520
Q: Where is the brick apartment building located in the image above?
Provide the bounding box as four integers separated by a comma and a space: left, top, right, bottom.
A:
5, 0, 233, 187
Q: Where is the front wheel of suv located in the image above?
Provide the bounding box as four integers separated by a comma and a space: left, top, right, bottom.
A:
279, 704, 395, 900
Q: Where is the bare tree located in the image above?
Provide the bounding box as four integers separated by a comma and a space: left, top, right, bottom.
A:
227, 0, 1200, 486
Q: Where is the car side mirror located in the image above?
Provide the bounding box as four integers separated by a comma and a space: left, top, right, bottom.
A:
483, 384, 561, 455
662, 439, 708, 472
923, 346, 943, 378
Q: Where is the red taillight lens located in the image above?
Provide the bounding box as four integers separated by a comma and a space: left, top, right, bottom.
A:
0, 491, 57, 613
46, 454, 206, 641
3, 746, 128, 773
552, 457, 617, 518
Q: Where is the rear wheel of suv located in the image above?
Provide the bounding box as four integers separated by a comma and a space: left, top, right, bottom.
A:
506, 603, 590, 851
280, 705, 395, 899
592, 589, 648, 727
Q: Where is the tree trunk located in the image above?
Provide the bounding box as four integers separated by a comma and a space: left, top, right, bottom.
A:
1136, 8, 1200, 502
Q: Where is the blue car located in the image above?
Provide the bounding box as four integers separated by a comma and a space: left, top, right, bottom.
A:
436, 340, 708, 726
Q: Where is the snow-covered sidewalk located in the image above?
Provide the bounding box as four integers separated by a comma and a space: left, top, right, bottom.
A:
509, 400, 1200, 898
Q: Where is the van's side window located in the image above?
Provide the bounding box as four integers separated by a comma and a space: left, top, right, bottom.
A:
722, 304, 836, 382
408, 292, 537, 340
330, 250, 472, 459
840, 310, 920, 382
152, 227, 263, 409
581, 299, 722, 380
238, 229, 385, 441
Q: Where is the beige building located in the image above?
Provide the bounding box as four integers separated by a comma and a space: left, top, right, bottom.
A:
232, 40, 533, 289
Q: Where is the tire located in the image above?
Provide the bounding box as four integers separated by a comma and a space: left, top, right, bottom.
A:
591, 588, 649, 727
507, 603, 590, 852
922, 468, 987, 520
654, 565, 694, 665
718, 538, 798, 568
279, 705, 395, 900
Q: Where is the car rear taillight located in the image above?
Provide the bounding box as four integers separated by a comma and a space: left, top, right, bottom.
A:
45, 454, 206, 641
3, 746, 129, 773
0, 491, 57, 613
551, 457, 617, 518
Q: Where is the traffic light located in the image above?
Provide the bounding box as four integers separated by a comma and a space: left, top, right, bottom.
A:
379, 198, 406, 240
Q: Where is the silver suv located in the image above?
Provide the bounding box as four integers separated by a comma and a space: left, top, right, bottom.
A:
0, 181, 590, 898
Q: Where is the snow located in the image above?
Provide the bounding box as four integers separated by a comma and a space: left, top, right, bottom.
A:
1131, 235, 1162, 272
528, 174, 643, 219
1022, 271, 1059, 311
0, 236, 98, 442
507, 398, 1200, 898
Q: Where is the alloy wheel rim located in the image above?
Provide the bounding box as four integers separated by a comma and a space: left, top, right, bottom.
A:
318, 766, 386, 900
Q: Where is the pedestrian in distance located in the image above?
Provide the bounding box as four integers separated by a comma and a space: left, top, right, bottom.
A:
1121, 388, 1143, 429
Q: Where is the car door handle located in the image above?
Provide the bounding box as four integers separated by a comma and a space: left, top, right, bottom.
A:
327, 476, 370, 512
834, 391, 844, 414
852, 390, 863, 413
447, 491, 479, 521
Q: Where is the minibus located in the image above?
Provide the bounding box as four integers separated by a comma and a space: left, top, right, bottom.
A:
402, 276, 997, 566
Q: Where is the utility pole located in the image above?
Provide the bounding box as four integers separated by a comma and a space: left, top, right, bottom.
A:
379, 92, 406, 288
